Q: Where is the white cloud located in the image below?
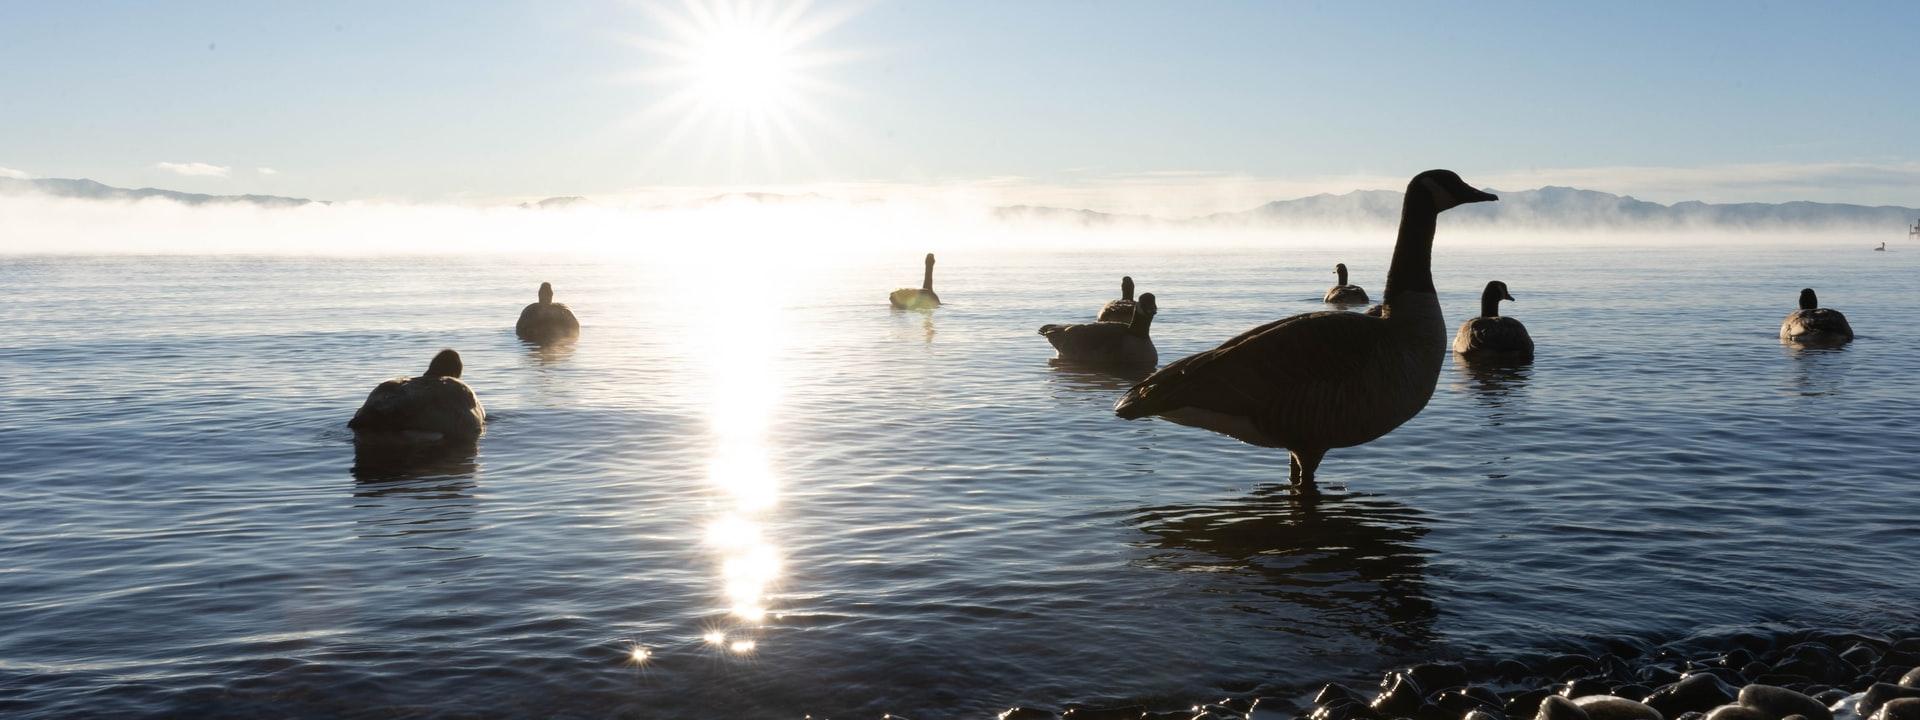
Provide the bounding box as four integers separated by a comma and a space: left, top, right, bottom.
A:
0, 167, 30, 180
256, 167, 278, 176
155, 162, 230, 178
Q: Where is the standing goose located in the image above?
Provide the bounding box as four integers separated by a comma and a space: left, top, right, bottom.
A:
1114, 169, 1496, 485
349, 349, 486, 439
889, 253, 942, 309
1780, 288, 1853, 346
1323, 263, 1371, 305
515, 282, 581, 342
1452, 280, 1533, 362
1040, 293, 1158, 366
1097, 276, 1138, 322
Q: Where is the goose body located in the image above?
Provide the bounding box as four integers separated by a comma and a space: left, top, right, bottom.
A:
1115, 170, 1497, 484
1780, 288, 1853, 346
515, 282, 580, 342
1323, 263, 1371, 305
349, 350, 486, 439
889, 253, 942, 309
1041, 293, 1158, 366
1097, 276, 1137, 322
1452, 280, 1533, 362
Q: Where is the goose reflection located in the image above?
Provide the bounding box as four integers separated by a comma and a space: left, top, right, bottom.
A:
889, 306, 937, 343
1130, 485, 1436, 652
1045, 358, 1153, 394
350, 436, 480, 545
520, 336, 577, 365
1782, 342, 1850, 397
1451, 359, 1533, 413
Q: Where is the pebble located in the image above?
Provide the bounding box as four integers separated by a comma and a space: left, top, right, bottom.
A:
1738, 684, 1833, 720
1903, 668, 1920, 689
1371, 672, 1426, 717
1872, 698, 1920, 720
1705, 705, 1774, 720
1573, 695, 1665, 720
998, 709, 1055, 720
1646, 674, 1741, 717
1540, 695, 1594, 720
1060, 705, 1143, 720
1409, 662, 1470, 692
1861, 685, 1920, 718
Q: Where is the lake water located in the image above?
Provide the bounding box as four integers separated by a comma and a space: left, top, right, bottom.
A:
2, 241, 1917, 718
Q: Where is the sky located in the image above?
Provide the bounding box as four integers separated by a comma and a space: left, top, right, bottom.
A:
2, 1, 1918, 213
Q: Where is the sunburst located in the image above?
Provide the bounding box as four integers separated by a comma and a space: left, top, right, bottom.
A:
626, 0, 859, 178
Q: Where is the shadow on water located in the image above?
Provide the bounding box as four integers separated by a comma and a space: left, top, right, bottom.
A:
1045, 358, 1152, 393
1781, 342, 1850, 397
1130, 484, 1438, 654
350, 434, 480, 483
350, 436, 480, 546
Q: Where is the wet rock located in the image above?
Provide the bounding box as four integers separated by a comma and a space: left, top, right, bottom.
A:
1860, 685, 1920, 718
1895, 641, 1920, 656
1465, 711, 1506, 720
1738, 684, 1832, 720
1498, 660, 1538, 681
1311, 702, 1377, 720
1189, 709, 1242, 720
1744, 663, 1774, 681
1318, 684, 1366, 707
1061, 705, 1144, 720
1640, 667, 1685, 686
1645, 674, 1739, 717
1434, 688, 1503, 717
1219, 698, 1255, 713
1539, 696, 1593, 720
1871, 698, 1920, 720
1903, 668, 1920, 689
1778, 644, 1855, 684
1372, 673, 1427, 717
1410, 663, 1470, 693
1754, 674, 1816, 690
1562, 680, 1614, 699
1855, 676, 1883, 693
1697, 669, 1752, 686
1248, 697, 1292, 720
1573, 696, 1663, 720
998, 709, 1056, 720
1551, 656, 1603, 680
1704, 705, 1772, 720
1720, 652, 1757, 670
1675, 713, 1702, 720
1615, 685, 1655, 700
1813, 690, 1852, 706
1840, 647, 1880, 669
1507, 689, 1553, 718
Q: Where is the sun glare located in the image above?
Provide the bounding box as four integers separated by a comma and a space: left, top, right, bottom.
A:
628, 0, 857, 175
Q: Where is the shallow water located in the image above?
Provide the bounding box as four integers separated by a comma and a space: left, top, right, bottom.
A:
2, 242, 1917, 718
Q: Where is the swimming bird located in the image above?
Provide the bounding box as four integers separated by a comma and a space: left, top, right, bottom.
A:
515, 282, 581, 342
1097, 276, 1138, 322
349, 349, 486, 439
889, 253, 942, 309
1115, 169, 1497, 485
1324, 263, 1371, 305
1780, 288, 1853, 346
1875, 242, 1887, 251
1041, 293, 1158, 366
1452, 280, 1533, 362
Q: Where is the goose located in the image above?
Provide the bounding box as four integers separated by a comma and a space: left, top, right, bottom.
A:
1452, 280, 1533, 362
1875, 242, 1887, 251
889, 253, 942, 309
1780, 288, 1853, 346
1097, 276, 1138, 322
1323, 263, 1371, 305
1114, 169, 1496, 485
349, 349, 486, 439
1040, 293, 1158, 366
515, 282, 581, 342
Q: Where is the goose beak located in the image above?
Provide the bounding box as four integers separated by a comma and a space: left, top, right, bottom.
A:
1504, 291, 1516, 302
1468, 189, 1498, 203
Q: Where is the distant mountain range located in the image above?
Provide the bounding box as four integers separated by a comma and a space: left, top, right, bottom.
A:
0, 177, 322, 207
5, 176, 1915, 229
1000, 186, 1920, 230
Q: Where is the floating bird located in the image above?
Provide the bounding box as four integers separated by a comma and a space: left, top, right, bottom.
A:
1875, 242, 1886, 251
1041, 293, 1158, 366
349, 349, 486, 439
1324, 263, 1371, 305
889, 253, 942, 310
1097, 276, 1138, 322
1452, 280, 1533, 362
1115, 170, 1497, 485
515, 282, 581, 342
1780, 288, 1853, 346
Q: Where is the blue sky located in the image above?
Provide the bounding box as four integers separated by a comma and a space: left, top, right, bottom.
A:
2, 1, 1917, 210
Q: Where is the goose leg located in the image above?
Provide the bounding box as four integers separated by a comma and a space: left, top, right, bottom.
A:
1289, 447, 1327, 486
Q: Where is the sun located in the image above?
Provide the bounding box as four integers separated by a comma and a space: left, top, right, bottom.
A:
627, 0, 858, 175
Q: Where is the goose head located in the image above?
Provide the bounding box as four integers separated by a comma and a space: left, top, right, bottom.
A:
924, 253, 936, 268
1481, 280, 1515, 317
1120, 275, 1134, 301
538, 282, 554, 305
1799, 288, 1819, 310
1411, 169, 1498, 212
1137, 292, 1157, 317
1333, 263, 1350, 286
425, 349, 464, 379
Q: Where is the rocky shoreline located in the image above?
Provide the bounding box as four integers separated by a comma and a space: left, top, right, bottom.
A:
970, 629, 1920, 720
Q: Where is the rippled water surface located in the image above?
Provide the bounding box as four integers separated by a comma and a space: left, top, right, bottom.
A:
3, 243, 1917, 718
